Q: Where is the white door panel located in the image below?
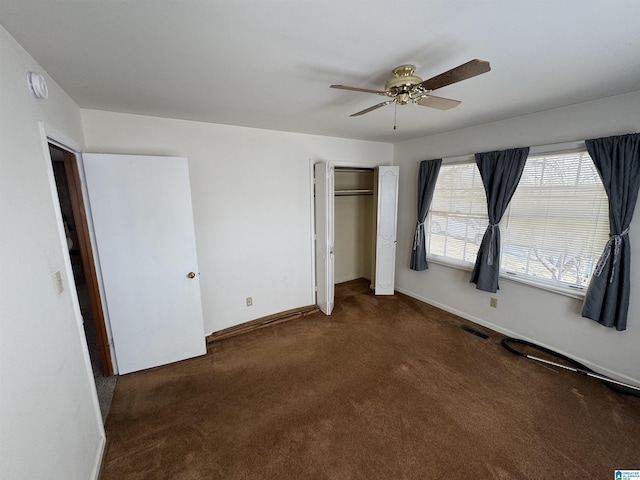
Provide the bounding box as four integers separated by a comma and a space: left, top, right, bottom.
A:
374, 166, 399, 295
83, 154, 206, 374
314, 162, 334, 315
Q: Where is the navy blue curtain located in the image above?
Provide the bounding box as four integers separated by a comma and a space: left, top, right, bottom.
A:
582, 133, 640, 331
410, 159, 442, 271
470, 147, 529, 292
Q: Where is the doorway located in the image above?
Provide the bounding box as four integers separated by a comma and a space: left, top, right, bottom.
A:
314, 162, 399, 314
49, 144, 116, 421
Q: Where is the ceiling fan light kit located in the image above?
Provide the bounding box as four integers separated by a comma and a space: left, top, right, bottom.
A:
330, 59, 490, 117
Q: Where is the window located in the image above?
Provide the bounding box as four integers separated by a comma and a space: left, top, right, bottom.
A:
428, 162, 488, 264
426, 149, 610, 293
501, 150, 609, 289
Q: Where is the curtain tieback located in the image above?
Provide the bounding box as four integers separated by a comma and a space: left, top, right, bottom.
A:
487, 223, 499, 265
412, 221, 425, 251
594, 228, 630, 283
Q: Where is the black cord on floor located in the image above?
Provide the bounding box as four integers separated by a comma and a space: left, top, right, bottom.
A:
502, 337, 640, 398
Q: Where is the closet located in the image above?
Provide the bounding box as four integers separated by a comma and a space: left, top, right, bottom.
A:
334, 167, 375, 284
314, 162, 399, 315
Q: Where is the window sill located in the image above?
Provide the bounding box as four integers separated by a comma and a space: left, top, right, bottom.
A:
426, 255, 586, 300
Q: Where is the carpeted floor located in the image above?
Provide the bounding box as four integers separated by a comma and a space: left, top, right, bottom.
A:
101, 279, 640, 479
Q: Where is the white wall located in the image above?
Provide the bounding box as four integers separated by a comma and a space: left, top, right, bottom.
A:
394, 90, 640, 386
80, 110, 393, 333
0, 26, 104, 479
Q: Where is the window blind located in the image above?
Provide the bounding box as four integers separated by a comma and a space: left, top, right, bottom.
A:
427, 162, 488, 264
501, 151, 609, 288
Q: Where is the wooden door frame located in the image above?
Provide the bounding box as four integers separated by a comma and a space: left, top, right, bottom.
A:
50, 144, 114, 377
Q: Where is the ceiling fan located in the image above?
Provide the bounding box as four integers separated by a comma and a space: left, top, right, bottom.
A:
330, 59, 491, 117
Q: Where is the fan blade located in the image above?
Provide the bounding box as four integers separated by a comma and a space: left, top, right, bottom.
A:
350, 100, 394, 117
414, 94, 461, 111
331, 84, 387, 95
418, 59, 491, 92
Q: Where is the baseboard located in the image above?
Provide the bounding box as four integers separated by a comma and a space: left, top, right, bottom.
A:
207, 305, 320, 342
92, 433, 106, 480
394, 286, 640, 388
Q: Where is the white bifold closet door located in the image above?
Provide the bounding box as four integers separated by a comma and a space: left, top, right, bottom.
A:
314, 162, 335, 315
314, 163, 399, 315
83, 153, 206, 374
373, 166, 400, 295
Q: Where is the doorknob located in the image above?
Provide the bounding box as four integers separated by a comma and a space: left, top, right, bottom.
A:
187, 272, 196, 279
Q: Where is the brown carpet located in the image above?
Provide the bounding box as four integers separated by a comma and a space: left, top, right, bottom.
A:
101, 279, 640, 479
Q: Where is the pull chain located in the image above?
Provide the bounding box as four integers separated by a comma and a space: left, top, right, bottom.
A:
393, 102, 397, 130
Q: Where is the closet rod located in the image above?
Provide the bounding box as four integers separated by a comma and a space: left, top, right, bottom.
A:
335, 167, 374, 173
335, 189, 373, 196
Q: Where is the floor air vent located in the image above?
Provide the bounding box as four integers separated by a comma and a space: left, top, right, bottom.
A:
459, 324, 490, 339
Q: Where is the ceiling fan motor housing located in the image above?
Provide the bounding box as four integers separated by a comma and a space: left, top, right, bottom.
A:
385, 65, 423, 103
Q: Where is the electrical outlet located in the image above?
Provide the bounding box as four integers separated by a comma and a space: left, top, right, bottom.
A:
490, 297, 498, 308
246, 297, 253, 307
55, 270, 64, 294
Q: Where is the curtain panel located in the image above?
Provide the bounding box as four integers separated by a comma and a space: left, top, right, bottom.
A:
582, 133, 640, 331
410, 159, 442, 271
470, 147, 529, 292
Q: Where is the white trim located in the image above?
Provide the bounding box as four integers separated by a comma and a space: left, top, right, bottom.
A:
500, 270, 585, 300
394, 286, 640, 388
529, 140, 585, 156
426, 254, 586, 300
442, 153, 474, 164
443, 140, 587, 164
308, 158, 317, 305
43, 123, 83, 153
90, 436, 106, 480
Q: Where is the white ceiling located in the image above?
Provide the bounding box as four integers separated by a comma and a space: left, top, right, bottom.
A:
2, 0, 640, 143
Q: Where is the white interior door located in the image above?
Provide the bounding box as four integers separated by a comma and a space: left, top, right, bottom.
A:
83, 153, 206, 374
314, 162, 334, 315
374, 166, 399, 295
